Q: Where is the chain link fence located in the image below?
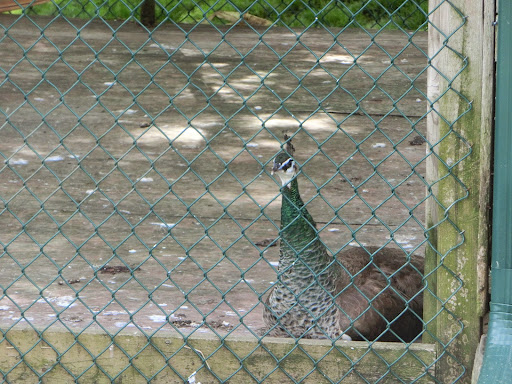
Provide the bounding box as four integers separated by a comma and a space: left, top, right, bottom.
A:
0, 0, 470, 382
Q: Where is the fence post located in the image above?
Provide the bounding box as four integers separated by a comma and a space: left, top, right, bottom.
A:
426, 1, 495, 383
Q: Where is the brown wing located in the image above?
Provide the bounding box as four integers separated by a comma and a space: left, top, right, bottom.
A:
335, 246, 424, 341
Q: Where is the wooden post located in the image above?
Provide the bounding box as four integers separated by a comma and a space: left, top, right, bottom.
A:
426, 1, 495, 383
140, 0, 156, 28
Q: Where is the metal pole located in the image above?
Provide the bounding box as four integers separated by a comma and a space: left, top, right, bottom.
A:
478, 1, 512, 382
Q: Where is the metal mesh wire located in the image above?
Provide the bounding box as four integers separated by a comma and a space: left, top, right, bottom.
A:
0, 0, 469, 382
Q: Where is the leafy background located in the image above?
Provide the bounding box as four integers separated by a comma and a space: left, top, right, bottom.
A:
11, 0, 428, 30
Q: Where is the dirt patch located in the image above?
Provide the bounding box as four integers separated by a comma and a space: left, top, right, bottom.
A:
0, 14, 428, 337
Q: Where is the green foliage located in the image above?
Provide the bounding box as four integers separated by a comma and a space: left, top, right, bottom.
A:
18, 0, 428, 30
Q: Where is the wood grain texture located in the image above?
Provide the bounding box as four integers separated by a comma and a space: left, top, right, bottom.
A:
426, 1, 495, 383
0, 0, 50, 12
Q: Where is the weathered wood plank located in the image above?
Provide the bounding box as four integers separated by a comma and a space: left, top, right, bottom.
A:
0, 324, 436, 383
425, 1, 495, 383
0, 0, 50, 12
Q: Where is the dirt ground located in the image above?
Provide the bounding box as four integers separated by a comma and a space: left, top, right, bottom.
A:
0, 14, 428, 337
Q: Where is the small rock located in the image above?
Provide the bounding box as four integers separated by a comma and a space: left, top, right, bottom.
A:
255, 238, 278, 247
409, 135, 426, 146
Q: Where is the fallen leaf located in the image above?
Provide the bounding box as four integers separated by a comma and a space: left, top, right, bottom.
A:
243, 13, 272, 27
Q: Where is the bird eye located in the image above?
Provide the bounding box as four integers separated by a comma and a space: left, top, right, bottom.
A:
279, 158, 293, 171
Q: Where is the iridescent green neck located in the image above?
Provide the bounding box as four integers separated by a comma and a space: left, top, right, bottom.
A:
279, 178, 318, 253
277, 176, 338, 284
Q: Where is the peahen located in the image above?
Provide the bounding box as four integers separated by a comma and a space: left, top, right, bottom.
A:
263, 136, 424, 342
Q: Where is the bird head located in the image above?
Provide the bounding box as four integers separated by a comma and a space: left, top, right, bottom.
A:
272, 135, 297, 188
